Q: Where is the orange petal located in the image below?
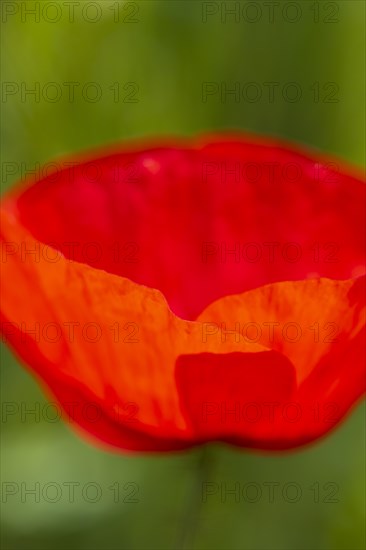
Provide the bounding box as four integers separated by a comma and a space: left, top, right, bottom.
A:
1, 208, 283, 451
182, 277, 365, 448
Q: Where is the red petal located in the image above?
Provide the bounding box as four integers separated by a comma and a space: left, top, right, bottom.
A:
181, 276, 365, 448
1, 208, 273, 451
4, 134, 365, 320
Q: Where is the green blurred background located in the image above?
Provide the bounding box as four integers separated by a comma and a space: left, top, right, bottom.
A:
1, 1, 365, 549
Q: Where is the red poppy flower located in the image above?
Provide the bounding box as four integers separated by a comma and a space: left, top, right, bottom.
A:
1, 134, 365, 452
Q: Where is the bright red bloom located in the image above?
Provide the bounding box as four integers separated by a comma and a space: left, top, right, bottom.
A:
1, 134, 365, 451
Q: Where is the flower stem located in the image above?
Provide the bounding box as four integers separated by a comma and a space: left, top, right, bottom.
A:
177, 444, 212, 550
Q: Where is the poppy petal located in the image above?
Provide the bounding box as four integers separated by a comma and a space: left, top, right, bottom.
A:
1, 208, 283, 451
176, 276, 365, 448
4, 134, 365, 319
